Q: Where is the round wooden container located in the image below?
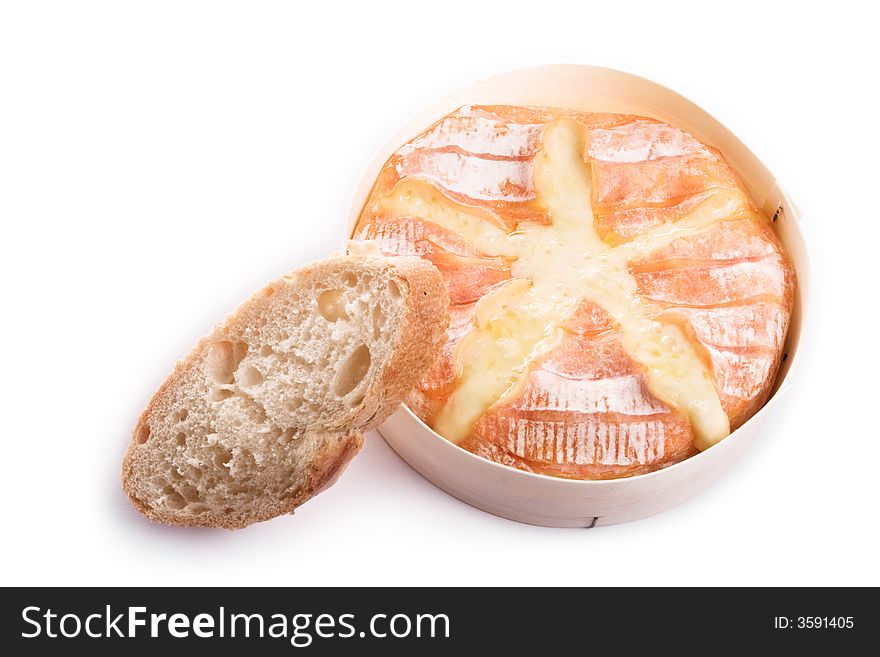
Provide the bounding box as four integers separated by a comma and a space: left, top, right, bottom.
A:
346, 65, 807, 527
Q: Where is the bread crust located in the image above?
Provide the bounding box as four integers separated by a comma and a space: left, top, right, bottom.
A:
359, 256, 451, 431
122, 254, 448, 529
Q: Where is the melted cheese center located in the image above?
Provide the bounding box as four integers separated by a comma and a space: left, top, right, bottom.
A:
379, 119, 733, 451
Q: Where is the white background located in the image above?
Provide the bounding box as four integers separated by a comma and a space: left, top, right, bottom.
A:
1, 0, 877, 587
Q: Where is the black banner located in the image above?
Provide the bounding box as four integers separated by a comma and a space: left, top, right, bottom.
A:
1, 587, 873, 653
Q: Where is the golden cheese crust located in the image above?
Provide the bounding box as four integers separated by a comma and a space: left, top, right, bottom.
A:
354, 105, 794, 480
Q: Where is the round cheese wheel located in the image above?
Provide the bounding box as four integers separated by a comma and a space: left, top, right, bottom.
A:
353, 105, 795, 480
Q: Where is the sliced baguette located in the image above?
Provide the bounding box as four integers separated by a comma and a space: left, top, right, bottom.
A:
122, 253, 448, 529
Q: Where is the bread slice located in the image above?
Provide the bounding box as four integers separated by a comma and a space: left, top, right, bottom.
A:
122, 253, 448, 529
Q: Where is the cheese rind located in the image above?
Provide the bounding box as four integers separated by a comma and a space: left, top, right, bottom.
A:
419, 120, 731, 449
354, 102, 797, 481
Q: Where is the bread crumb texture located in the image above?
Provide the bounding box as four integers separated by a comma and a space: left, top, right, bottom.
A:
122, 256, 448, 528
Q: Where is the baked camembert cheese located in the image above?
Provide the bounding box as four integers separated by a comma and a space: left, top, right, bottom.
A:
353, 105, 794, 479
